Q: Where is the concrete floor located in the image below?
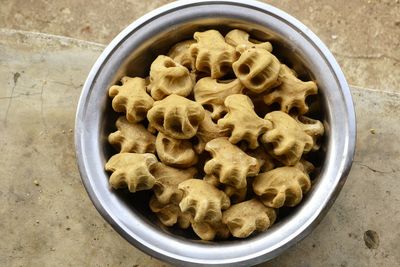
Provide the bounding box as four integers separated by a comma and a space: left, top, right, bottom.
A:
1, 0, 399, 91
0, 1, 399, 266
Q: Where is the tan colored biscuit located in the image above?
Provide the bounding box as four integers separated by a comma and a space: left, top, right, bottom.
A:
108, 116, 156, 153
147, 94, 205, 139
294, 115, 324, 151
167, 39, 196, 70
294, 159, 315, 176
203, 174, 247, 204
149, 196, 191, 229
155, 132, 198, 168
190, 30, 238, 78
232, 48, 281, 93
109, 76, 154, 123
263, 64, 318, 115
191, 220, 230, 241
218, 94, 271, 149
152, 162, 196, 205
178, 179, 230, 223
194, 111, 230, 154
204, 137, 260, 189
253, 166, 311, 208
105, 153, 158, 192
148, 55, 195, 100
194, 77, 244, 121
225, 29, 273, 52
246, 147, 275, 172
262, 111, 313, 166
222, 198, 276, 238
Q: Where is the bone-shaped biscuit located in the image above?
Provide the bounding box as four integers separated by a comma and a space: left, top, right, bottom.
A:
167, 39, 196, 70
204, 137, 260, 189
191, 220, 230, 241
218, 94, 272, 149
194, 111, 230, 154
232, 48, 281, 93
105, 153, 158, 192
108, 116, 156, 153
190, 30, 238, 78
109, 77, 154, 123
262, 111, 313, 166
147, 94, 205, 139
152, 162, 196, 205
178, 179, 230, 223
263, 64, 318, 115
253, 166, 311, 208
225, 29, 273, 52
155, 132, 198, 168
194, 77, 244, 121
222, 198, 276, 238
203, 174, 247, 204
148, 55, 195, 100
149, 195, 191, 229
294, 115, 324, 151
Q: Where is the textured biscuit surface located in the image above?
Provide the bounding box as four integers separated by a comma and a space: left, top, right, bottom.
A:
253, 166, 311, 208
108, 76, 154, 123
263, 64, 318, 115
148, 55, 194, 100
204, 137, 260, 189
218, 94, 271, 149
222, 199, 276, 238
108, 116, 156, 153
190, 30, 238, 78
262, 111, 313, 166
105, 153, 158, 192
147, 94, 205, 139
178, 179, 230, 223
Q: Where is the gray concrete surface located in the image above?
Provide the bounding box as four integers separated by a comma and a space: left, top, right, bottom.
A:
0, 29, 399, 267
0, 0, 399, 92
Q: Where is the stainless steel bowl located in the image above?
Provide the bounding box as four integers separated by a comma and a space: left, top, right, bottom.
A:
75, 0, 356, 266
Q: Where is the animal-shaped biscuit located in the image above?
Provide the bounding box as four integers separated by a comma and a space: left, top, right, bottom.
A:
232, 48, 281, 93
190, 30, 238, 78
218, 94, 271, 149
225, 29, 273, 52
147, 94, 205, 139
194, 111, 230, 154
204, 137, 260, 189
203, 174, 247, 204
263, 64, 318, 115
148, 55, 195, 100
108, 116, 156, 153
294, 159, 315, 176
149, 196, 191, 228
262, 111, 313, 166
152, 162, 196, 205
155, 132, 198, 168
222, 199, 276, 238
109, 77, 154, 123
246, 147, 275, 172
294, 115, 325, 151
194, 78, 244, 121
253, 166, 311, 208
167, 40, 196, 70
178, 179, 230, 223
105, 153, 158, 192
191, 220, 230, 241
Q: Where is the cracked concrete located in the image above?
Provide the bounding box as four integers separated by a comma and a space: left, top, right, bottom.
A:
0, 29, 399, 266
0, 0, 399, 91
